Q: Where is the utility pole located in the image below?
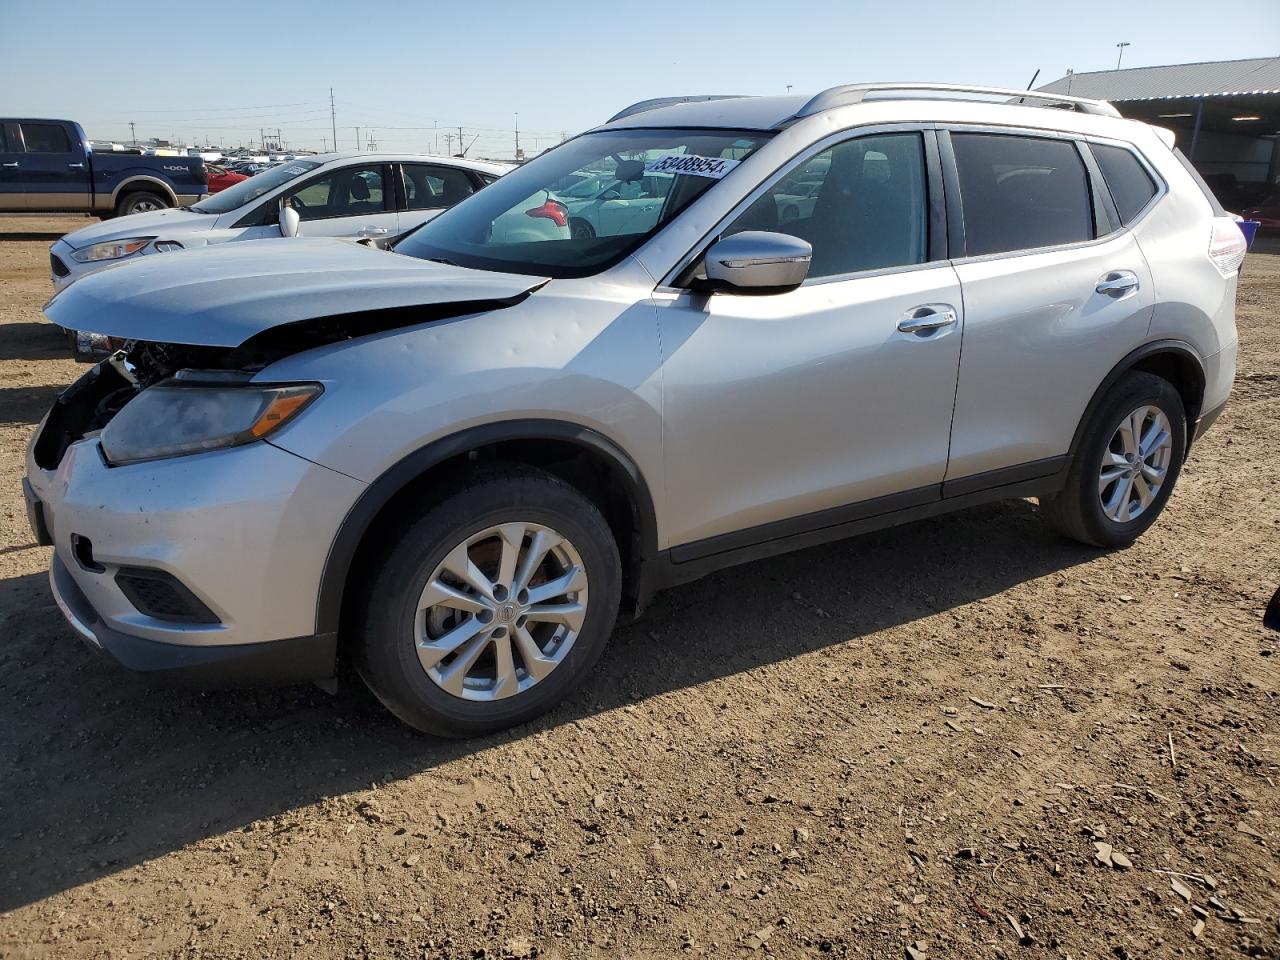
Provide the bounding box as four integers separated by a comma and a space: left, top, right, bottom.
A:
1115, 41, 1130, 69
329, 87, 337, 153
444, 133, 454, 156
129, 121, 136, 146
458, 126, 464, 156
514, 112, 520, 161
355, 127, 360, 152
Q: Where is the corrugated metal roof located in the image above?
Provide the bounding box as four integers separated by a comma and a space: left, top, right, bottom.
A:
1038, 57, 1280, 101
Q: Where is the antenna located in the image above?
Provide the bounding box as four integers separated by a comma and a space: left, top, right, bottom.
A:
1025, 69, 1040, 91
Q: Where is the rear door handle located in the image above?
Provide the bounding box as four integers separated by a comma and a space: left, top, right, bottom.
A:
67, 162, 85, 169
898, 306, 957, 335
1096, 270, 1140, 297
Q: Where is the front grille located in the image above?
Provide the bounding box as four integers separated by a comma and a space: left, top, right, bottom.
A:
50, 252, 69, 278
115, 568, 220, 624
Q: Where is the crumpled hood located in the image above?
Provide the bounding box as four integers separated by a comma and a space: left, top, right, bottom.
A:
44, 237, 547, 347
59, 207, 217, 249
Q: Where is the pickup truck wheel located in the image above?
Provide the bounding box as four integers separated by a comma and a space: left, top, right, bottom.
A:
353, 464, 621, 737
1039, 371, 1186, 548
116, 191, 169, 217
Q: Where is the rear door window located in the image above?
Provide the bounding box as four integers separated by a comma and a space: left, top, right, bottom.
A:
952, 133, 1094, 256
19, 123, 72, 153
1091, 143, 1159, 224
401, 164, 476, 210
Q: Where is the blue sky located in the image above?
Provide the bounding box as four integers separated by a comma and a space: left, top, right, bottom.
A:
2, 0, 1276, 158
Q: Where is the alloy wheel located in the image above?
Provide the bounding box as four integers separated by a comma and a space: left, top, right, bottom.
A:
414, 522, 588, 701
1098, 404, 1173, 523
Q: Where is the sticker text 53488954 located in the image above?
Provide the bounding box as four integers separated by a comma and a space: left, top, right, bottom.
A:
643, 154, 741, 179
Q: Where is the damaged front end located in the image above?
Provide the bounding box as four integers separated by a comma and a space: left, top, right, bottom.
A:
35, 290, 540, 472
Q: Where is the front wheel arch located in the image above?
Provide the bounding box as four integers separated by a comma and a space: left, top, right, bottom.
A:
317, 420, 659, 641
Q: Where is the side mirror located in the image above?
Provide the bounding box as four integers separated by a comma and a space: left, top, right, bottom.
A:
699, 231, 811, 294
279, 201, 301, 238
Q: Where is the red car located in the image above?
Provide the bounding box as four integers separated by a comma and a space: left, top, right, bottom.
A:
1242, 193, 1280, 230
205, 164, 249, 194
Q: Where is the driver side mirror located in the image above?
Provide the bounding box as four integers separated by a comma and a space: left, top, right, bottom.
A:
278, 200, 301, 238
696, 231, 812, 294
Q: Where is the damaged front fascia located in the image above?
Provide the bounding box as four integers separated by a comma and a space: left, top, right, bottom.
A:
33, 284, 545, 470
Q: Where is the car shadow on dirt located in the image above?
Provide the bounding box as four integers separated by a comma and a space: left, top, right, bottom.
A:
0, 384, 66, 426
0, 321, 69, 362
0, 500, 1099, 910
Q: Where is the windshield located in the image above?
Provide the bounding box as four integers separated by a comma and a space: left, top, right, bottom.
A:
394, 128, 770, 277
192, 159, 321, 214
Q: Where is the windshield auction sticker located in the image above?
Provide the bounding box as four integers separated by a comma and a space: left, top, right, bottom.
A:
644, 154, 741, 179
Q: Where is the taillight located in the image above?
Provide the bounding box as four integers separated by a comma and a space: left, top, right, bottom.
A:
1208, 217, 1247, 277
525, 198, 569, 228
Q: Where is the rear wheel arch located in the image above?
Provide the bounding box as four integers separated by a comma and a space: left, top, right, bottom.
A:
112, 176, 178, 212
317, 420, 658, 641
1069, 340, 1206, 459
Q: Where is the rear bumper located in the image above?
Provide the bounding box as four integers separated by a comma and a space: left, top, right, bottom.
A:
49, 554, 336, 684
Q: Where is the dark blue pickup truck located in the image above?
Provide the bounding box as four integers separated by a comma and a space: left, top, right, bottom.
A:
0, 118, 207, 218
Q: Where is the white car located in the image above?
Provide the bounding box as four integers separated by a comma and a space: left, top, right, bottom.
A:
49, 152, 513, 294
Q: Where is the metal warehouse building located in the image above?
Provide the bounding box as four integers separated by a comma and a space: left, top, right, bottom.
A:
1039, 57, 1280, 209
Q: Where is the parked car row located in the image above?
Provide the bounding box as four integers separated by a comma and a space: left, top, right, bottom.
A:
26, 83, 1247, 738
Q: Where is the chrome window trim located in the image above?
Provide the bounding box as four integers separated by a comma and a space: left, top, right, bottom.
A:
938, 123, 1168, 267
656, 121, 938, 290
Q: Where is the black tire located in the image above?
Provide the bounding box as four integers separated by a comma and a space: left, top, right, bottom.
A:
115, 191, 170, 217
1039, 371, 1186, 548
570, 218, 595, 240
353, 464, 621, 737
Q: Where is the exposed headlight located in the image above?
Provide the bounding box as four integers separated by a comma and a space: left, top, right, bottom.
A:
70, 238, 154, 263
100, 382, 322, 465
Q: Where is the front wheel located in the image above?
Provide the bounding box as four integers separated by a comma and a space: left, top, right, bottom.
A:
1039, 371, 1186, 548
353, 465, 621, 737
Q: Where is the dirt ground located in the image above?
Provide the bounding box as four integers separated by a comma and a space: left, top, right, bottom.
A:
0, 215, 1276, 960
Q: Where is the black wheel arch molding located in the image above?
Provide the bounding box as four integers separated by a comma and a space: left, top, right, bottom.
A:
314, 419, 660, 638
1067, 338, 1208, 459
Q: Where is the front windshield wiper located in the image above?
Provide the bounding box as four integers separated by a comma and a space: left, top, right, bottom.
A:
425, 257, 458, 266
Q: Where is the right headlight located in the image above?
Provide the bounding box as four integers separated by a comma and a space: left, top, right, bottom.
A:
100, 381, 322, 466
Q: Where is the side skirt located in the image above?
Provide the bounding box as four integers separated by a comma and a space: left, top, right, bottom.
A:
637, 456, 1068, 599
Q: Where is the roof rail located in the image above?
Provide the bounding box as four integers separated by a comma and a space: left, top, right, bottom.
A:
608, 95, 749, 123
794, 83, 1122, 119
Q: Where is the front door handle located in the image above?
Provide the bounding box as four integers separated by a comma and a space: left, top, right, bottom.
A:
1, 162, 17, 168
898, 306, 957, 335
358, 226, 390, 236
67, 162, 85, 169
1096, 270, 1140, 297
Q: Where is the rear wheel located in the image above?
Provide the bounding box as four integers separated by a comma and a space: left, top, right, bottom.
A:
115, 191, 169, 217
353, 465, 621, 737
570, 218, 595, 240
1039, 371, 1186, 548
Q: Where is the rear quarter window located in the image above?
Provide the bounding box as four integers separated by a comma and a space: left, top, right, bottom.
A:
952, 133, 1094, 257
1091, 144, 1158, 224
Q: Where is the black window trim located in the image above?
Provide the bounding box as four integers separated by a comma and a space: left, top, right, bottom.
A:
1083, 138, 1169, 230
662, 121, 947, 291
937, 123, 1138, 264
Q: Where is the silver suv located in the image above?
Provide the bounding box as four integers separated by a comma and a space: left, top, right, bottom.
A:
26, 83, 1245, 736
